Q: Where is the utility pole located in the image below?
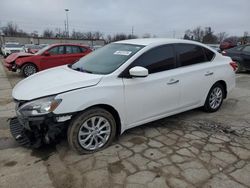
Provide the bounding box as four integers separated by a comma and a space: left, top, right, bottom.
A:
64, 20, 67, 37
65, 9, 69, 37
132, 26, 134, 36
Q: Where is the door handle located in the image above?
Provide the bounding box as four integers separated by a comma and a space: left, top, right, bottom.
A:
167, 79, 179, 85
205, 71, 214, 76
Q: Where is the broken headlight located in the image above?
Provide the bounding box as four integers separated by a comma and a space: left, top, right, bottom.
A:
17, 96, 62, 116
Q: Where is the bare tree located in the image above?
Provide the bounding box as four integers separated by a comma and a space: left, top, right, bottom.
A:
217, 32, 229, 43
71, 30, 84, 39
92, 31, 103, 40
192, 26, 204, 42
42, 29, 55, 38
202, 27, 218, 44
1, 22, 29, 37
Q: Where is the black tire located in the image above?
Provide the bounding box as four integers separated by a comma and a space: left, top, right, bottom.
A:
203, 83, 225, 113
21, 63, 37, 77
67, 107, 117, 154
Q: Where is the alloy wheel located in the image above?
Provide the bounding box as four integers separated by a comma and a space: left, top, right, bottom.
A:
209, 87, 223, 109
78, 116, 111, 150
24, 65, 36, 76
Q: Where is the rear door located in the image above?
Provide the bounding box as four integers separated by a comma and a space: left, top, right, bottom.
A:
64, 45, 86, 65
122, 45, 181, 127
40, 45, 65, 70
174, 44, 215, 108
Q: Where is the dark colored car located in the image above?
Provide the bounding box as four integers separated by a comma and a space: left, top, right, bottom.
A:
222, 44, 250, 72
4, 43, 92, 77
220, 40, 237, 51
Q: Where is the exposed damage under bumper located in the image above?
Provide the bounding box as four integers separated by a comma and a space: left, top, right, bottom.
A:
9, 113, 72, 148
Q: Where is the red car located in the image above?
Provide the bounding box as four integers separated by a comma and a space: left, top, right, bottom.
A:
4, 44, 92, 77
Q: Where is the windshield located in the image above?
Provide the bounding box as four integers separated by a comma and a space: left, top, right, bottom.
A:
71, 43, 144, 74
35, 45, 51, 55
5, 44, 23, 48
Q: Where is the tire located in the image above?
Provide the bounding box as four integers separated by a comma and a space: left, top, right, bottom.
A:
67, 107, 117, 154
21, 63, 37, 77
235, 61, 243, 73
203, 83, 225, 113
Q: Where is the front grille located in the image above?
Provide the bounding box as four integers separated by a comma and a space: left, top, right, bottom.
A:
10, 50, 20, 53
9, 117, 31, 147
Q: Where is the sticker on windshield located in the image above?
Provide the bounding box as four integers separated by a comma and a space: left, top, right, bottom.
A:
114, 51, 132, 56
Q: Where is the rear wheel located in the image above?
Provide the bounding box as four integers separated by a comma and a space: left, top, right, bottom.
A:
67, 108, 116, 154
203, 83, 225, 112
21, 63, 37, 77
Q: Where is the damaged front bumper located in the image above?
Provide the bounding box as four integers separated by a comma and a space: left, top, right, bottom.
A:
9, 113, 73, 148
3, 60, 18, 72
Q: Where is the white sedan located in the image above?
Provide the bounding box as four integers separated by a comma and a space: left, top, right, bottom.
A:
11, 38, 236, 154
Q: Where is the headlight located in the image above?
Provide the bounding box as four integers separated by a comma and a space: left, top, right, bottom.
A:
17, 96, 62, 116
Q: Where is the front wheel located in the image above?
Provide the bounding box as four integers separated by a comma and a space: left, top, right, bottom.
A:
21, 63, 37, 77
67, 108, 117, 154
203, 83, 225, 112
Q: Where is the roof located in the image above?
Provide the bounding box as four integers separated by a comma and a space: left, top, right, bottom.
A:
48, 43, 89, 47
115, 38, 206, 47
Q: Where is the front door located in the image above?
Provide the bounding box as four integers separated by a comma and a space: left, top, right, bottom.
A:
122, 45, 180, 127
40, 45, 65, 70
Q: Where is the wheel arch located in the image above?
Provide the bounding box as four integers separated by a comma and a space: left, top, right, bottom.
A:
20, 62, 39, 71
74, 104, 122, 137
214, 80, 227, 99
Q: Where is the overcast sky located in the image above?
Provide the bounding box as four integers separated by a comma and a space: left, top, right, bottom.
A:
0, 0, 249, 38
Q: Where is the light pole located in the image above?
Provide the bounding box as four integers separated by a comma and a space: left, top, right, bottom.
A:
65, 9, 69, 37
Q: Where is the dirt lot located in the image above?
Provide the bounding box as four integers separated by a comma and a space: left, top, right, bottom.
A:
0, 57, 250, 188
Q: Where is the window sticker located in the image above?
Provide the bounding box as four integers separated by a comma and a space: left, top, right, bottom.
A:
114, 51, 132, 56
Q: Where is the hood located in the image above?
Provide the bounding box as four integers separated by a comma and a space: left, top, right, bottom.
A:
12, 65, 103, 101
5, 52, 34, 63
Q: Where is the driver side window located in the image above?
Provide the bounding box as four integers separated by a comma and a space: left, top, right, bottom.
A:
132, 45, 176, 74
48, 46, 65, 55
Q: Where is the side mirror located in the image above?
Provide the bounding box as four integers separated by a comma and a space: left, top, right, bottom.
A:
43, 51, 50, 56
129, 66, 149, 78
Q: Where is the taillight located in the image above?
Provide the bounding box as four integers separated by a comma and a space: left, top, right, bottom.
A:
230, 61, 237, 72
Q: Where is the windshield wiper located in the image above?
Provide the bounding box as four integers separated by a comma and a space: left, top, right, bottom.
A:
71, 67, 93, 74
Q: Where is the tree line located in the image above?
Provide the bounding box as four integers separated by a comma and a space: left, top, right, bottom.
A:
0, 22, 248, 44
184, 26, 249, 44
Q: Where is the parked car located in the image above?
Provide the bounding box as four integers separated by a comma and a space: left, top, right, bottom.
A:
4, 43, 92, 77
220, 40, 237, 51
2, 42, 25, 57
10, 38, 235, 154
24, 44, 44, 54
207, 44, 221, 53
222, 44, 250, 72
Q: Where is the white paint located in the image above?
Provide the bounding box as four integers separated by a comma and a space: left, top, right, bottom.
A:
13, 38, 236, 134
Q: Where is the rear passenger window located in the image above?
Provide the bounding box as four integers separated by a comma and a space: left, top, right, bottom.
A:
203, 47, 215, 61
133, 45, 175, 74
175, 44, 206, 66
66, 46, 81, 54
